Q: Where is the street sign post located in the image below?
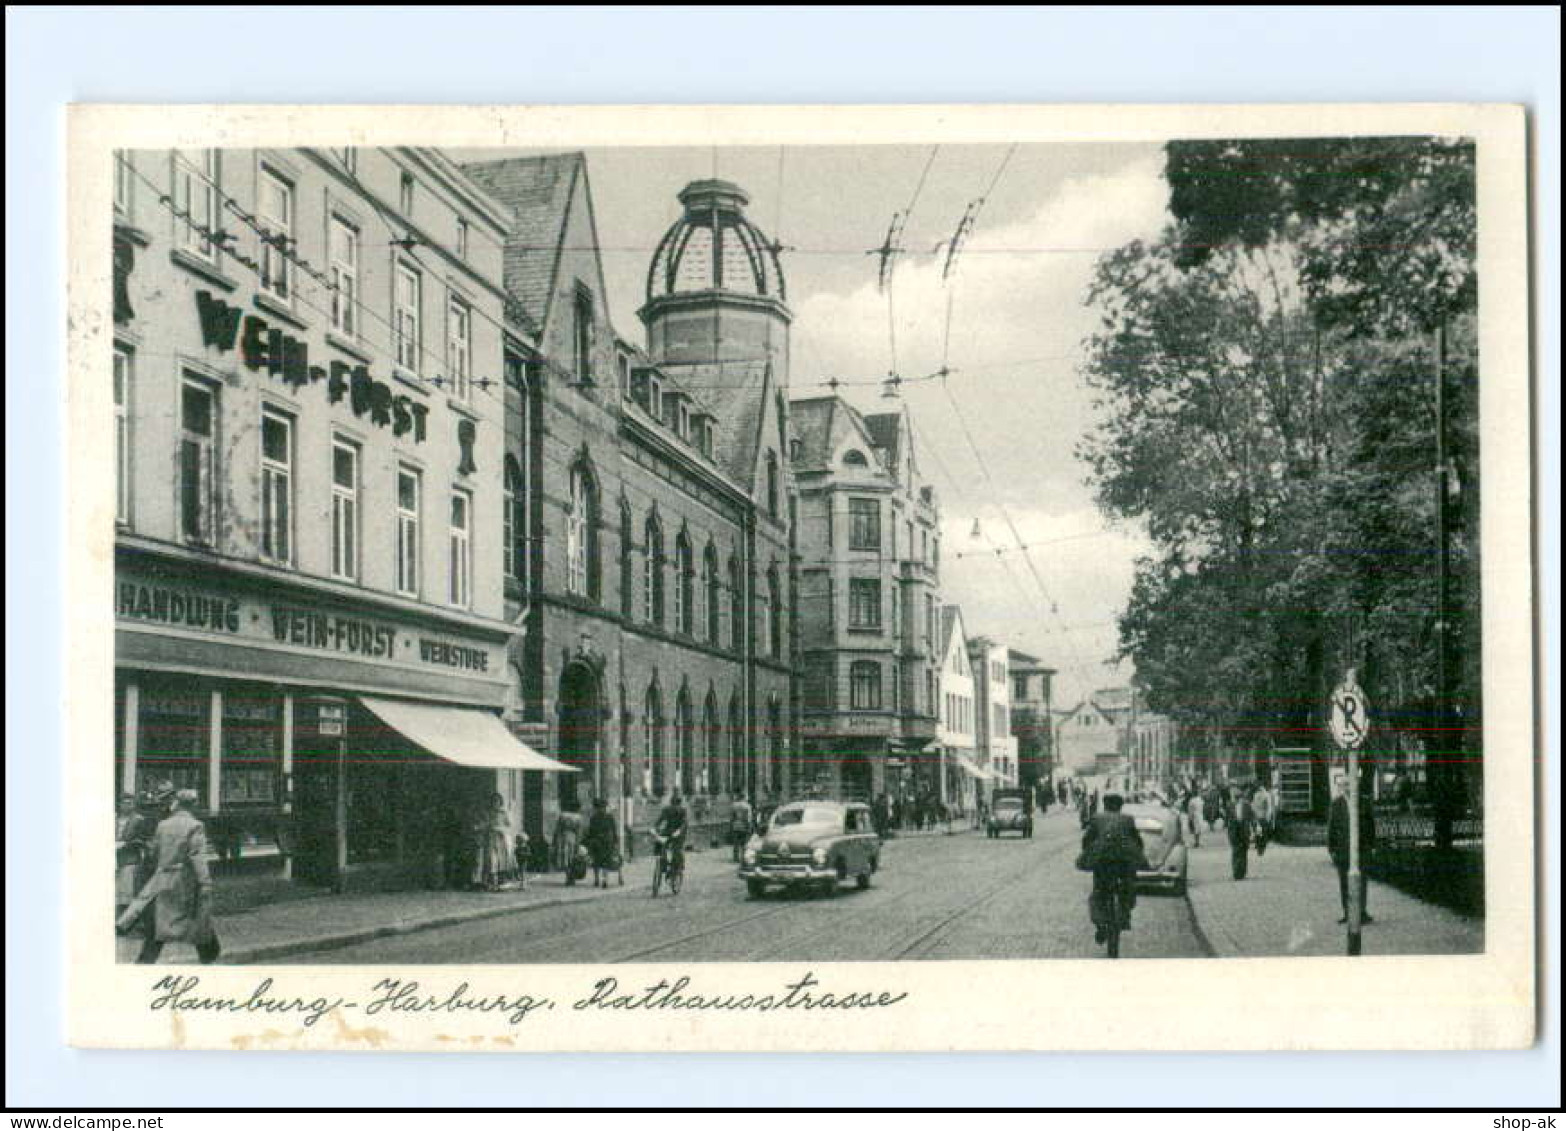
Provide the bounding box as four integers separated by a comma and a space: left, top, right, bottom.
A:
1330, 669, 1370, 956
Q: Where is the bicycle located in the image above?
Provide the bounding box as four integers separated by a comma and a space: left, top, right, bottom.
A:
650, 833, 685, 897
1091, 876, 1133, 958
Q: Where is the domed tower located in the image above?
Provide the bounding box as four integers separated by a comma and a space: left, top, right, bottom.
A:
640, 179, 791, 382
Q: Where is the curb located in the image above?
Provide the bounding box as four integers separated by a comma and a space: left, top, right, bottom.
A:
217, 861, 734, 965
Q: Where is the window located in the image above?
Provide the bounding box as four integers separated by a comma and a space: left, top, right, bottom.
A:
728, 696, 745, 797
644, 685, 665, 798
449, 490, 473, 607
675, 533, 694, 635
619, 502, 634, 617
994, 704, 1008, 735
767, 566, 783, 659
396, 465, 421, 597
456, 217, 470, 259
173, 149, 216, 260
643, 514, 664, 625
849, 578, 881, 629
328, 215, 358, 335
704, 544, 720, 644
849, 498, 881, 551
447, 295, 472, 400
567, 464, 598, 600
704, 694, 721, 795
502, 457, 524, 584
843, 449, 868, 467
618, 354, 632, 399
394, 263, 421, 371
399, 171, 415, 216
573, 288, 594, 386
179, 378, 217, 544
676, 690, 694, 797
765, 451, 779, 517
728, 555, 743, 651
114, 151, 131, 215
330, 439, 359, 581
259, 408, 293, 565
220, 691, 282, 807
850, 661, 882, 710
257, 168, 293, 302
905, 520, 914, 561
113, 346, 131, 524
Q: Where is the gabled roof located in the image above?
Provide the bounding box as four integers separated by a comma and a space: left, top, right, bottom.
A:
786, 394, 895, 480
861, 411, 903, 478
459, 153, 584, 332
940, 605, 966, 657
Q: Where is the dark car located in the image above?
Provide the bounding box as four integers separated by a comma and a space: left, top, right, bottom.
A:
986, 795, 1034, 838
739, 801, 880, 898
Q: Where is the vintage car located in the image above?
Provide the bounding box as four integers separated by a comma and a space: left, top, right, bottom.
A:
739, 800, 881, 898
986, 794, 1034, 838
1122, 801, 1188, 895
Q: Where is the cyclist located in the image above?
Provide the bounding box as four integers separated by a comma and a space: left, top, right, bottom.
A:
651, 792, 688, 891
1081, 792, 1145, 945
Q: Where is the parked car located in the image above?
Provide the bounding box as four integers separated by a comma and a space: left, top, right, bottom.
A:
1122, 802, 1188, 895
739, 800, 880, 898
986, 794, 1034, 838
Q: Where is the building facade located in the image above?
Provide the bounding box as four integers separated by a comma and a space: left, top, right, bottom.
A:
968, 637, 1018, 790
465, 160, 796, 849
1008, 649, 1056, 799
110, 146, 565, 890
790, 397, 942, 802
936, 606, 980, 812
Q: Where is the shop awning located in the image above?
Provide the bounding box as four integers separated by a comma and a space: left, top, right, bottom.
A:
359, 696, 579, 773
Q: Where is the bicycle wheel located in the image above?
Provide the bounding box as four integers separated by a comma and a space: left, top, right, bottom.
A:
670, 862, 683, 895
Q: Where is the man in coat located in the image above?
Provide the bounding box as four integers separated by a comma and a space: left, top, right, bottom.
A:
1251, 781, 1275, 855
117, 786, 221, 964
1081, 793, 1146, 941
1227, 787, 1256, 879
1327, 773, 1377, 924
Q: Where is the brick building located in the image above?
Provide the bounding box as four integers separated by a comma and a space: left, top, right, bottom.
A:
463, 160, 796, 850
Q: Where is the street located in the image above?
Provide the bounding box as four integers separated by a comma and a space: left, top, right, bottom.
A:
290, 811, 1211, 964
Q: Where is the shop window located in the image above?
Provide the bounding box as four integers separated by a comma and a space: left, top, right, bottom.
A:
114, 345, 132, 525
850, 497, 880, 551
449, 489, 473, 608
220, 691, 281, 806
138, 686, 209, 805
328, 214, 359, 336
331, 438, 359, 581
257, 167, 294, 303
180, 377, 217, 545
396, 465, 421, 596
260, 407, 293, 565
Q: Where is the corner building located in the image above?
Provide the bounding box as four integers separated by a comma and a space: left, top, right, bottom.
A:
110, 146, 566, 891
464, 161, 797, 851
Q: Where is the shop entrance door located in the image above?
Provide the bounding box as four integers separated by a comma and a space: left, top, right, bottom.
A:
292, 702, 346, 890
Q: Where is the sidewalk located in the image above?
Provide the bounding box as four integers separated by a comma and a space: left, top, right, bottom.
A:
116, 846, 738, 965
1182, 834, 1485, 958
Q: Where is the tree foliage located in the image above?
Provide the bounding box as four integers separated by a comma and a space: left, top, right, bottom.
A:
1081, 136, 1480, 777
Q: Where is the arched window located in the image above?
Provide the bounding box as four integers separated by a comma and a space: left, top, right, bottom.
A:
703, 542, 720, 645
842, 449, 868, 467
703, 691, 720, 796
643, 513, 664, 626
764, 451, 779, 517
676, 688, 694, 797
728, 553, 743, 652
675, 531, 694, 635
567, 462, 599, 601
766, 564, 783, 660
618, 500, 633, 617
503, 456, 523, 583
850, 661, 882, 710
644, 682, 664, 798
728, 694, 745, 799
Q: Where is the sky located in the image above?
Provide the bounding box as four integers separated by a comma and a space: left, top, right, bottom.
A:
456, 142, 1176, 707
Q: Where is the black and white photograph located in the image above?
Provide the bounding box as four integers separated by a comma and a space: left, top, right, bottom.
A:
103, 130, 1494, 968
54, 99, 1535, 1056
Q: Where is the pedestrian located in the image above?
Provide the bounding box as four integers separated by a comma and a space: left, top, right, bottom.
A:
583, 797, 620, 888
1327, 774, 1376, 925
114, 792, 154, 920
116, 786, 221, 965
1185, 790, 1204, 848
1080, 793, 1147, 942
729, 795, 754, 862
1251, 780, 1275, 856
1227, 788, 1255, 880
472, 793, 515, 891
872, 792, 892, 838
1204, 785, 1221, 831
552, 801, 584, 886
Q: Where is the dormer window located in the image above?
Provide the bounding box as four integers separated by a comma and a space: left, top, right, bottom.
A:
646, 374, 663, 422
618, 352, 632, 399
676, 399, 691, 441
789, 438, 803, 461
843, 449, 869, 468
